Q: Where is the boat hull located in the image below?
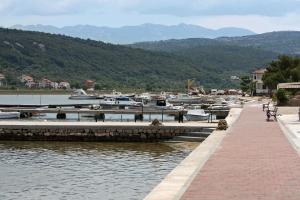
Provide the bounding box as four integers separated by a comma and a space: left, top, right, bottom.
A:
0, 112, 20, 119
69, 96, 99, 100
185, 114, 210, 121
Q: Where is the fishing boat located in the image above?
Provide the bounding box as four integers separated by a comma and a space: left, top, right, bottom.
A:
185, 109, 210, 121
69, 89, 99, 100
0, 111, 20, 119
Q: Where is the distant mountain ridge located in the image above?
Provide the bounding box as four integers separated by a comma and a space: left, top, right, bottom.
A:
217, 31, 300, 55
10, 23, 256, 44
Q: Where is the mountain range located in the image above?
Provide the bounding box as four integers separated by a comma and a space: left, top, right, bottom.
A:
10, 23, 256, 44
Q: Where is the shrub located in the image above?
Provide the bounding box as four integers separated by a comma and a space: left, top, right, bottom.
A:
150, 119, 162, 126
276, 88, 288, 105
217, 119, 228, 130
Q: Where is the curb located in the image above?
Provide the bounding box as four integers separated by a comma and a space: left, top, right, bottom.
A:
278, 116, 300, 156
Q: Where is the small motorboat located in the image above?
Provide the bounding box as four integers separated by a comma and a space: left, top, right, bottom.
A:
0, 111, 20, 119
69, 89, 99, 100
185, 109, 210, 121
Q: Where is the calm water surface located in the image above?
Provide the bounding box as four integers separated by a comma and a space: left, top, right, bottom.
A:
0, 95, 195, 199
0, 141, 195, 200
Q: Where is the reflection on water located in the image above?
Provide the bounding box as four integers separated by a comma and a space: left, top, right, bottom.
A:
0, 141, 195, 200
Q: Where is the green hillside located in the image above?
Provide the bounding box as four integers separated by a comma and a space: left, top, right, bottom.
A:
130, 38, 279, 86
0, 28, 284, 91
217, 31, 300, 55
0, 28, 210, 91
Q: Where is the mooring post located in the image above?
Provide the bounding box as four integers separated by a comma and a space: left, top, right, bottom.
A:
161, 109, 164, 122
77, 112, 80, 121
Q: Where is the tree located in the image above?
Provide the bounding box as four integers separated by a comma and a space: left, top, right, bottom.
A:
240, 76, 252, 93
263, 55, 300, 90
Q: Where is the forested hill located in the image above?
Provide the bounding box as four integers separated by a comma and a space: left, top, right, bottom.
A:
130, 38, 279, 83
0, 28, 280, 90
0, 28, 215, 90
217, 31, 300, 55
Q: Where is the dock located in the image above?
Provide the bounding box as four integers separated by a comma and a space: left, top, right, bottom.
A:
0, 121, 217, 142
0, 107, 229, 121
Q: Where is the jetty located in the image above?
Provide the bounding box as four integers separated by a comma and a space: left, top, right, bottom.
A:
0, 121, 217, 142
0, 107, 229, 120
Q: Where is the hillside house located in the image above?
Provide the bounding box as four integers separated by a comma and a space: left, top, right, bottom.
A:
84, 80, 95, 89
58, 82, 71, 89
253, 69, 268, 95
25, 81, 36, 88
38, 78, 52, 88
51, 82, 59, 89
20, 75, 34, 83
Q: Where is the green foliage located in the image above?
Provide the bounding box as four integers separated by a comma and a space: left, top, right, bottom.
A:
240, 76, 252, 93
131, 38, 278, 89
217, 119, 228, 130
276, 88, 288, 105
217, 31, 300, 55
0, 28, 283, 90
263, 55, 300, 89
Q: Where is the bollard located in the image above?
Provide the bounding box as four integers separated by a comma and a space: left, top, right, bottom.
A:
298, 107, 300, 121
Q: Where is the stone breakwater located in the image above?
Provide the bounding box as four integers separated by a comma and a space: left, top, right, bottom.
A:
0, 122, 215, 142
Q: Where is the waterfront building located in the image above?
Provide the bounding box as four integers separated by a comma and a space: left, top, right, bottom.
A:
20, 74, 34, 83
59, 82, 71, 89
84, 80, 95, 89
38, 78, 52, 88
253, 69, 268, 95
25, 81, 36, 88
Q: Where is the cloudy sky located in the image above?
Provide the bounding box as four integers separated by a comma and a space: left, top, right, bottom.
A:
0, 0, 300, 33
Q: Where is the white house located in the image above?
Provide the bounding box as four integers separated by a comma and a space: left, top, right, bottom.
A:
58, 82, 70, 89
50, 82, 59, 89
253, 69, 268, 95
38, 78, 52, 88
20, 75, 33, 83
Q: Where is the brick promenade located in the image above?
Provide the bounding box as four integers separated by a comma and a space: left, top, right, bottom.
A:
181, 104, 300, 200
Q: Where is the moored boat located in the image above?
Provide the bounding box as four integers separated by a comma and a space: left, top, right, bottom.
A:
185, 109, 210, 121
0, 111, 20, 119
69, 89, 99, 100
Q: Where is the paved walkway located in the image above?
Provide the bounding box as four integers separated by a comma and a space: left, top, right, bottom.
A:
181, 103, 300, 200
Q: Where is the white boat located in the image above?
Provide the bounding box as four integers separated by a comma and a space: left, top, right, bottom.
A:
185, 109, 210, 121
69, 89, 98, 100
115, 96, 142, 106
100, 97, 116, 105
0, 111, 20, 119
168, 93, 202, 103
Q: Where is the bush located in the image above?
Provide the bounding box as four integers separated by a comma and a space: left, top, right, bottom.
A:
150, 119, 162, 126
276, 88, 288, 105
217, 119, 228, 130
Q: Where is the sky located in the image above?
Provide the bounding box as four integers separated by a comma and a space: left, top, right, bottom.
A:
0, 0, 300, 33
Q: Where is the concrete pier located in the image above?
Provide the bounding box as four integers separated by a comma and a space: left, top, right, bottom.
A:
0, 121, 216, 142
